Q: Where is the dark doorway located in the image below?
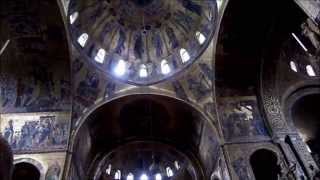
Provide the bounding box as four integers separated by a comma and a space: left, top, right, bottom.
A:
250, 149, 281, 180
12, 162, 40, 180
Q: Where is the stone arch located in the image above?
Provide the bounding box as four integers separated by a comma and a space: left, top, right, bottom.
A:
69, 92, 218, 150
284, 87, 320, 167
65, 94, 222, 179
13, 158, 45, 180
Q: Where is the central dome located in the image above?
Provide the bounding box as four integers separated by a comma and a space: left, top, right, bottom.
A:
68, 0, 217, 85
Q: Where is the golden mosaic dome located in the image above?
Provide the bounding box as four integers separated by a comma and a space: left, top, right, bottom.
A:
68, 0, 217, 85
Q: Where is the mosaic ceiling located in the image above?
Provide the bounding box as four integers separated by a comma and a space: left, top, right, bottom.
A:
68, 0, 217, 85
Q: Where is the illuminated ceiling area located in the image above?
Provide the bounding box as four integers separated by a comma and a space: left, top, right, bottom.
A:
94, 141, 199, 180
67, 0, 217, 85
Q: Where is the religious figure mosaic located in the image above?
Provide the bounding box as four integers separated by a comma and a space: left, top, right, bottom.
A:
219, 97, 269, 142
0, 112, 70, 153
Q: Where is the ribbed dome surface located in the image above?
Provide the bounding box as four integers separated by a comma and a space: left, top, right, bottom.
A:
68, 0, 217, 85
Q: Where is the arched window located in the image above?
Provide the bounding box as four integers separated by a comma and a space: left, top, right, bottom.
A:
140, 173, 148, 180
306, 65, 316, 77
155, 173, 162, 180
180, 48, 190, 63
114, 59, 127, 77
105, 164, 112, 175
196, 31, 206, 45
95, 48, 106, 64
77, 33, 88, 47
161, 59, 171, 74
174, 161, 180, 170
70, 12, 79, 24
166, 167, 174, 177
114, 170, 121, 179
139, 64, 148, 78
127, 173, 134, 180
12, 162, 40, 180
290, 61, 298, 72
250, 149, 281, 180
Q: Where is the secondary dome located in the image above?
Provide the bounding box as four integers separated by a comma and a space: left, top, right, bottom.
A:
68, 0, 217, 85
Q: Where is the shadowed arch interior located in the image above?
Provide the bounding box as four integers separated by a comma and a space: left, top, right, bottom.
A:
71, 95, 220, 179
250, 149, 281, 180
12, 162, 40, 180
291, 93, 320, 166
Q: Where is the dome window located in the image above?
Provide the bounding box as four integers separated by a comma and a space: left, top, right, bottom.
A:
290, 61, 298, 72
77, 33, 88, 47
106, 164, 112, 175
139, 64, 148, 78
174, 161, 180, 170
140, 174, 148, 180
114, 59, 127, 77
127, 173, 134, 180
155, 173, 162, 180
114, 170, 121, 180
180, 48, 190, 63
161, 60, 171, 75
196, 31, 206, 45
166, 167, 174, 177
217, 0, 223, 11
95, 48, 106, 64
70, 12, 79, 24
307, 145, 312, 153
306, 65, 316, 77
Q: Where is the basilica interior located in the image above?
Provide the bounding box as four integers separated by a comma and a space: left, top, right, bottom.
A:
0, 0, 320, 179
